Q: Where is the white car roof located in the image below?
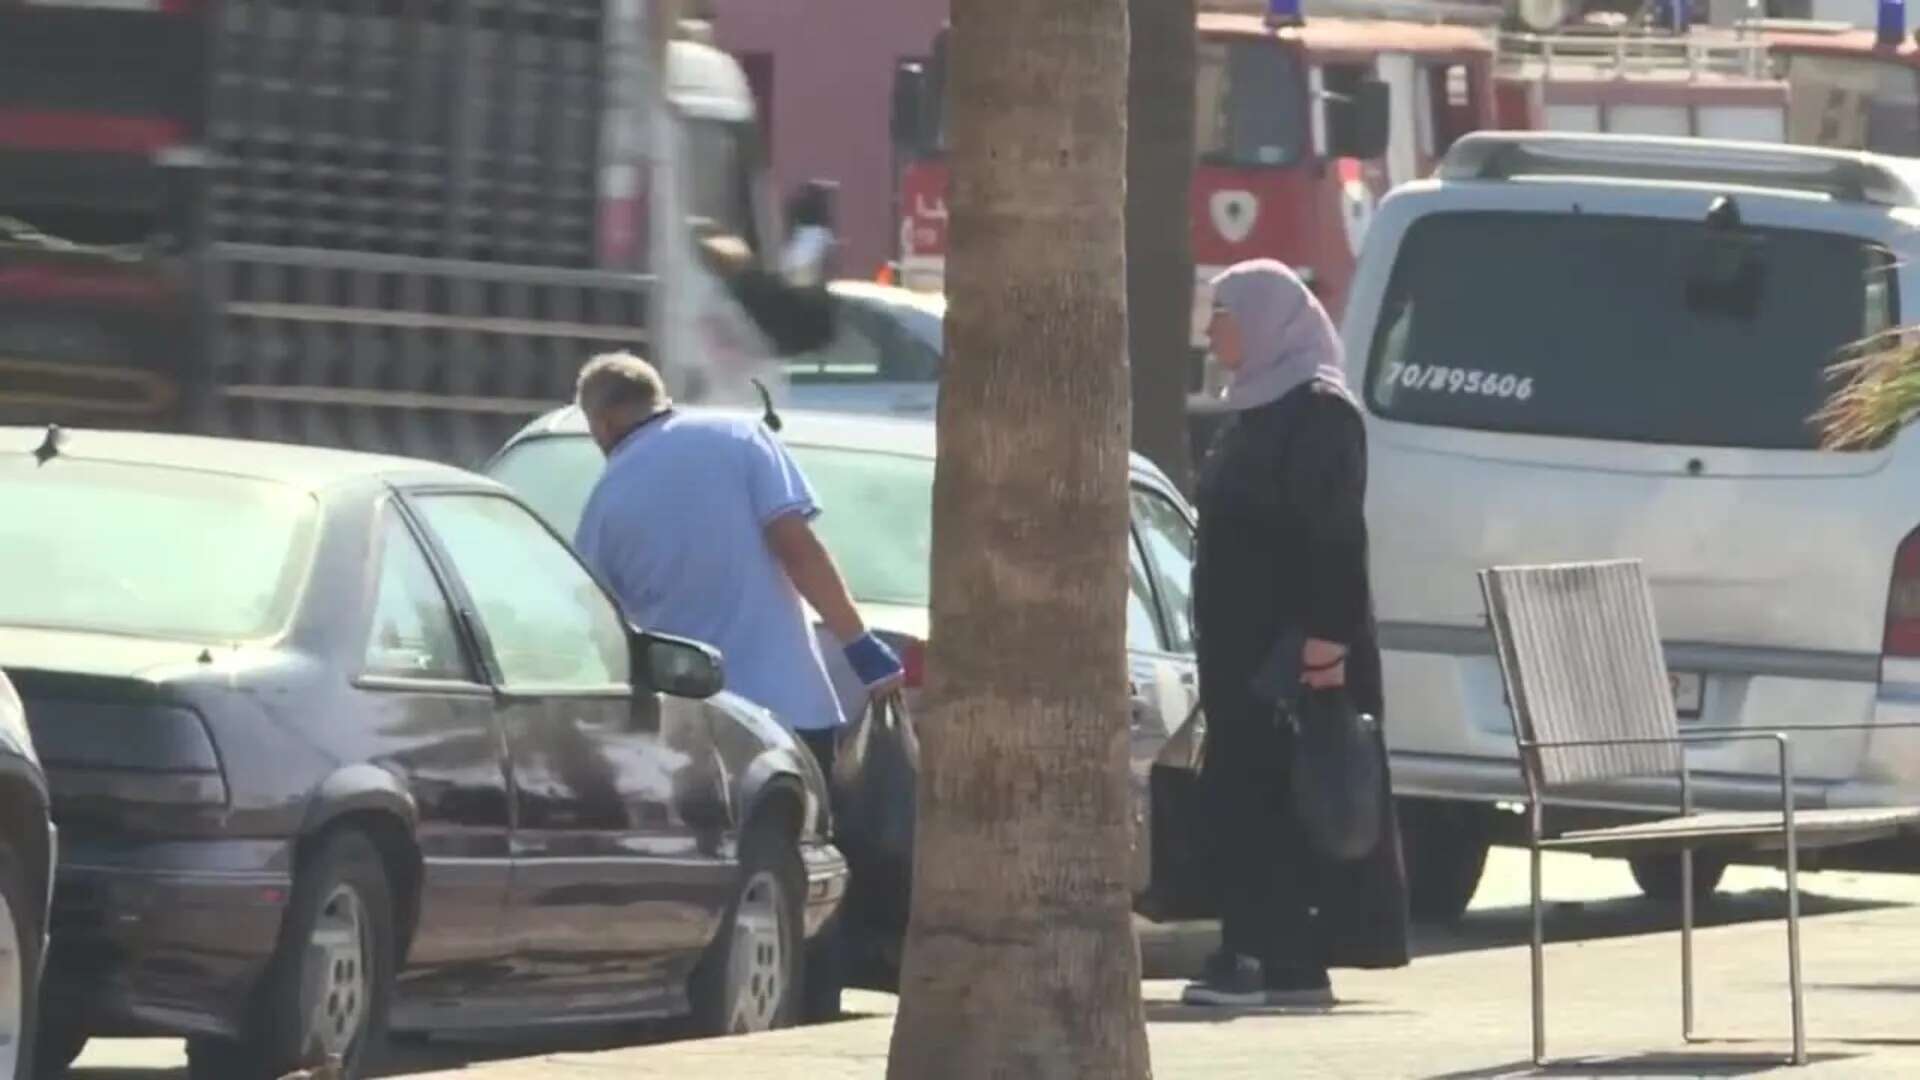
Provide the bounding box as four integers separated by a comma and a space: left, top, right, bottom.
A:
827, 279, 946, 318
1433, 130, 1920, 208
508, 405, 1184, 496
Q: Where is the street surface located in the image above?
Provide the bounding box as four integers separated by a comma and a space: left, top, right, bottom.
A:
69, 847, 1920, 1077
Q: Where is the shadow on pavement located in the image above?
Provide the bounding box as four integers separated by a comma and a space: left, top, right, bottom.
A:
1138, 884, 1906, 982
1144, 1001, 1414, 1025
371, 1011, 889, 1078
1423, 1050, 1857, 1079
1808, 979, 1920, 997
1413, 887, 1901, 961
71, 885, 1908, 1077
68, 1013, 890, 1080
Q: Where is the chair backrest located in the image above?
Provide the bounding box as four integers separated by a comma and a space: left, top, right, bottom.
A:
1480, 560, 1682, 789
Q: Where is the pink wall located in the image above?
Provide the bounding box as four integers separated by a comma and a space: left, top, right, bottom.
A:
709, 0, 948, 280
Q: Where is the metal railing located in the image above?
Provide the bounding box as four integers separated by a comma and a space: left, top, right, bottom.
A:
1497, 28, 1775, 82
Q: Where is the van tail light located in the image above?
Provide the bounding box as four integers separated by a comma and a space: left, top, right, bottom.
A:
900, 637, 927, 690
1884, 528, 1920, 658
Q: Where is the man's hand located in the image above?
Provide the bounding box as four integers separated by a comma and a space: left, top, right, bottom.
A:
844, 632, 905, 695
1302, 637, 1348, 690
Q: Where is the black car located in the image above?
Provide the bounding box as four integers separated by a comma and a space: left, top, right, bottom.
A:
0, 668, 53, 1080
0, 427, 846, 1079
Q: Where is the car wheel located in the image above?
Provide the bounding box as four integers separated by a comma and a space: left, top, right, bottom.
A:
198, 831, 395, 1080
2, 844, 45, 1080
1630, 853, 1728, 904
1400, 799, 1493, 924
690, 827, 805, 1036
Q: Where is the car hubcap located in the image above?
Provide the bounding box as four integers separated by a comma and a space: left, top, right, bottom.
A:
303, 884, 369, 1060
726, 870, 789, 1034
0, 887, 21, 1077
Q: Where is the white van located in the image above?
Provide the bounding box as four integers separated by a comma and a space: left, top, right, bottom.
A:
1351, 132, 1920, 917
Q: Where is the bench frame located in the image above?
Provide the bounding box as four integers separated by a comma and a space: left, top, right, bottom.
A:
1480, 560, 1920, 1069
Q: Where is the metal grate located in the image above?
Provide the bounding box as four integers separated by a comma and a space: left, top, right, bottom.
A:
206, 0, 605, 268
1481, 560, 1683, 789
202, 243, 649, 467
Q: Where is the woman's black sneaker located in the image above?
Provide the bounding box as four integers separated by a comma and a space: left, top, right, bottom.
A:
1180, 953, 1268, 1007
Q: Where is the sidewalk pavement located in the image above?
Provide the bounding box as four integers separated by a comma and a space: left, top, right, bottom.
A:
407, 881, 1920, 1080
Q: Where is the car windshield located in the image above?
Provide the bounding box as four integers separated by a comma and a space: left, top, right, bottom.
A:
790, 445, 933, 606
490, 432, 937, 607
1365, 211, 1899, 450
0, 457, 319, 641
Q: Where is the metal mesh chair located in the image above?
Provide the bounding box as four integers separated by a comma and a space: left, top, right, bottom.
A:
1480, 559, 1920, 1068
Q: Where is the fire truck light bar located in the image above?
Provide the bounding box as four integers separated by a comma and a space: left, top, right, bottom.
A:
1439, 131, 1920, 208
1266, 0, 1304, 28
1879, 0, 1905, 48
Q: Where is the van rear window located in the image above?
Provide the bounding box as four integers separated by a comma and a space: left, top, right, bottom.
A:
1364, 212, 1898, 450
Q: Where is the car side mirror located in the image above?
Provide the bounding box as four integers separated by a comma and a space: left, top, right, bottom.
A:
636, 630, 725, 700
1328, 79, 1390, 161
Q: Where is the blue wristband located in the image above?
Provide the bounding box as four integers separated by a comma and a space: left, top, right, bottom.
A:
843, 633, 903, 689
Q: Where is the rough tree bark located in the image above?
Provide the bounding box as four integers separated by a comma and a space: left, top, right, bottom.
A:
1126, 0, 1198, 491
883, 0, 1150, 1078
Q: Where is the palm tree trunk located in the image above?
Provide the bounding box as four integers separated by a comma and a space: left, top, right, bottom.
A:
1127, 0, 1198, 491
884, 0, 1149, 1078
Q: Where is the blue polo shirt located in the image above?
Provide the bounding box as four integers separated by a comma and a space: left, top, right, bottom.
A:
574, 411, 844, 732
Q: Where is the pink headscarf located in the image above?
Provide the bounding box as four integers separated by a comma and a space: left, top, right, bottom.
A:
1209, 259, 1351, 412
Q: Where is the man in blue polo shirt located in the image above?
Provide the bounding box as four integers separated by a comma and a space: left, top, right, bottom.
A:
571, 351, 901, 770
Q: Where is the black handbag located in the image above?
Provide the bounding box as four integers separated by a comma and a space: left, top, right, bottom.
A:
1285, 687, 1385, 863
1140, 704, 1218, 922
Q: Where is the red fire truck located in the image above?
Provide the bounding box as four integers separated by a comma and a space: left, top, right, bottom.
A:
889, 11, 1499, 339
1489, 18, 1920, 157
1492, 26, 1789, 139
1767, 22, 1920, 156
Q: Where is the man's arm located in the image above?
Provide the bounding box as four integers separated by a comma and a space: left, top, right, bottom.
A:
766, 513, 903, 692
766, 513, 865, 643
744, 419, 902, 691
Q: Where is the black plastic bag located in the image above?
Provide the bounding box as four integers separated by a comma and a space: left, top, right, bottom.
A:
1285, 687, 1384, 863
831, 692, 919, 933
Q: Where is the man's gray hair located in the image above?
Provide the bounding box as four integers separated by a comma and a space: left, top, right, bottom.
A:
576, 351, 670, 419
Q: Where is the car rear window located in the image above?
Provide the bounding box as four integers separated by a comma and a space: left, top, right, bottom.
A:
790, 445, 934, 607
1365, 211, 1899, 450
486, 434, 606, 540
0, 458, 317, 641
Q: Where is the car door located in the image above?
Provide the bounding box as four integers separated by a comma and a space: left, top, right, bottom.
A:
354, 505, 516, 1014
1124, 533, 1178, 895
1128, 481, 1201, 898
406, 490, 733, 1003
1129, 483, 1200, 733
